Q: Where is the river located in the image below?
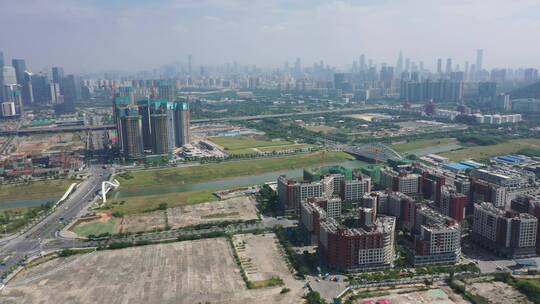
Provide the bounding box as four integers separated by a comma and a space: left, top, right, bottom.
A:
112, 160, 368, 199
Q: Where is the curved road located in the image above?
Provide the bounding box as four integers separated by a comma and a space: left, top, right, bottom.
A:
0, 165, 111, 279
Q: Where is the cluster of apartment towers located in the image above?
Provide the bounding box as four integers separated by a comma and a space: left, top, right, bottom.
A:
278, 164, 538, 271
113, 83, 191, 160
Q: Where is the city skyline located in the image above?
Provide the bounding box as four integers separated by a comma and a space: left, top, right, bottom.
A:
1, 0, 540, 73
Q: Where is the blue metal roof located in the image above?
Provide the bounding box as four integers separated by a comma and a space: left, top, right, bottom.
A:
443, 163, 471, 171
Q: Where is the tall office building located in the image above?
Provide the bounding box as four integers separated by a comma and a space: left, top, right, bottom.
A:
173, 100, 191, 147
62, 74, 81, 110
524, 68, 538, 83
359, 54, 366, 71
396, 51, 403, 73
11, 59, 26, 85
51, 66, 64, 96
476, 49, 483, 72
445, 58, 452, 74
22, 71, 34, 106
0, 51, 4, 101
294, 57, 302, 77
52, 67, 64, 84
31, 73, 50, 104
2, 66, 17, 86
11, 59, 33, 106
437, 58, 442, 74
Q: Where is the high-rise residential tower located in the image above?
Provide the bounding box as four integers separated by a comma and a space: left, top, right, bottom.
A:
174, 99, 191, 147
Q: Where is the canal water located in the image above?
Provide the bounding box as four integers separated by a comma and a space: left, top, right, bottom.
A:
0, 160, 368, 209
112, 160, 367, 199
0, 196, 58, 210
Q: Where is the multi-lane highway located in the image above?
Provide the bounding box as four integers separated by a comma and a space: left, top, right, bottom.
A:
0, 165, 111, 279
0, 106, 385, 136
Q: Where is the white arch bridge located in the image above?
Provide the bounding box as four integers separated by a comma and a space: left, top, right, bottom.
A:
101, 179, 120, 204
342, 143, 403, 162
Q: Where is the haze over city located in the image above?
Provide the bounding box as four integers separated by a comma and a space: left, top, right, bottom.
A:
3, 1, 540, 304
2, 0, 540, 72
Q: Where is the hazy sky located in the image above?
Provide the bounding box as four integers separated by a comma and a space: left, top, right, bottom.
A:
1, 0, 539, 73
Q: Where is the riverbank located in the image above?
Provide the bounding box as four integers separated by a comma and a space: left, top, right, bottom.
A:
116, 151, 353, 192
0, 179, 76, 209
103, 151, 355, 214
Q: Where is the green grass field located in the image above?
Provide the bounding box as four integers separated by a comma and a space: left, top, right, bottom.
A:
209, 136, 294, 155
116, 151, 353, 192
391, 138, 457, 153
440, 138, 540, 161
257, 143, 316, 153
73, 218, 119, 237
103, 190, 217, 214
106, 151, 353, 215
0, 179, 76, 203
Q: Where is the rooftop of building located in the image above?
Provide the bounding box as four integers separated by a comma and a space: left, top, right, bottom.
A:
320, 215, 396, 237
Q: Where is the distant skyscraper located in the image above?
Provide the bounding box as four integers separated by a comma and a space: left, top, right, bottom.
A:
437, 58, 442, 74
396, 51, 403, 73
294, 57, 302, 77
31, 73, 50, 104
2, 66, 17, 86
188, 55, 192, 75
11, 59, 26, 85
476, 49, 483, 72
405, 58, 410, 71
359, 54, 366, 71
524, 68, 538, 83
419, 61, 424, 72
22, 71, 34, 106
446, 58, 452, 74
52, 67, 64, 84
0, 51, 4, 102
62, 74, 81, 109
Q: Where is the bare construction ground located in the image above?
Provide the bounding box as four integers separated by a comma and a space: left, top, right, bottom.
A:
232, 233, 303, 293
120, 211, 167, 233
167, 195, 258, 228
355, 287, 468, 304
0, 238, 303, 304
468, 281, 530, 304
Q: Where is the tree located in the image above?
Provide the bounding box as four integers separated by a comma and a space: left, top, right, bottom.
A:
304, 291, 326, 304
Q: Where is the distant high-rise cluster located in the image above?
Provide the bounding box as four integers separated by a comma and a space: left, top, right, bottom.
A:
0, 50, 84, 118
113, 86, 191, 160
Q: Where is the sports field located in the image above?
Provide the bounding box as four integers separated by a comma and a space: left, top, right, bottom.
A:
208, 136, 295, 155
391, 138, 457, 153
440, 138, 540, 161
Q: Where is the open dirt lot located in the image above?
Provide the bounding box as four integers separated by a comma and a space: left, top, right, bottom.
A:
1, 238, 303, 304
120, 211, 167, 233
72, 196, 258, 236
233, 233, 291, 282
468, 281, 530, 304
355, 287, 468, 304
167, 196, 258, 228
